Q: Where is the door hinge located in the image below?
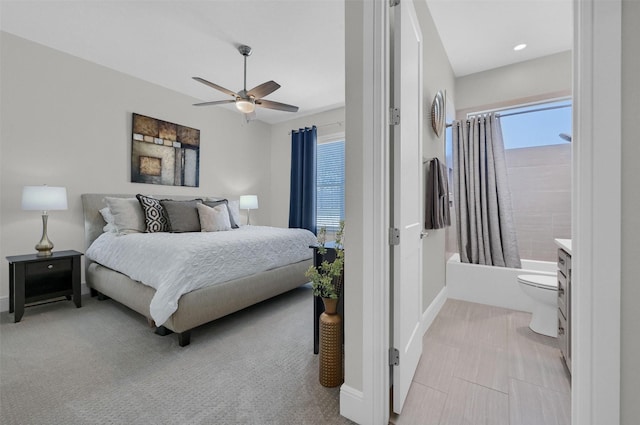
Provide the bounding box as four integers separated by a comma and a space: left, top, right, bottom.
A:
390, 0, 400, 7
389, 227, 400, 246
389, 107, 400, 125
389, 348, 400, 366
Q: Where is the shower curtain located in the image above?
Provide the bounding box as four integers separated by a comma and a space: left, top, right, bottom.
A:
452, 113, 521, 268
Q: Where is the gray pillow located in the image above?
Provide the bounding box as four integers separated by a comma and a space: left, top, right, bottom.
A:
203, 199, 239, 229
160, 199, 203, 232
104, 197, 146, 234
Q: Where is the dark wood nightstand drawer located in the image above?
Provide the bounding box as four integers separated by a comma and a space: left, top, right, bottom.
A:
24, 258, 73, 300
25, 258, 72, 275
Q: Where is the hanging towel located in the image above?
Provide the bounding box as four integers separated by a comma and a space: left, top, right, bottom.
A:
425, 158, 451, 229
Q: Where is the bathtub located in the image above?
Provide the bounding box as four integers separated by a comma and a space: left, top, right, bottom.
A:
445, 253, 557, 313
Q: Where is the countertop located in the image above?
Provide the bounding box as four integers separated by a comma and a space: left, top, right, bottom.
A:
555, 238, 572, 255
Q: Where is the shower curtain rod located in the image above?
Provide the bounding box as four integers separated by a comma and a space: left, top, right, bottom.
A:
445, 103, 571, 128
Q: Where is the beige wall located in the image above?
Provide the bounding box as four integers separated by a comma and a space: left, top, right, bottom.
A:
0, 32, 275, 302
455, 51, 572, 113
269, 108, 345, 228
506, 144, 572, 261
414, 0, 456, 313
620, 0, 640, 422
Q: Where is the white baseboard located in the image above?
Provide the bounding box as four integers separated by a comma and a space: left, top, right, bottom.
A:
0, 282, 91, 313
420, 286, 448, 336
340, 384, 366, 424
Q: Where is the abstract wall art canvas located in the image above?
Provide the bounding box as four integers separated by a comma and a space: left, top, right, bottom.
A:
131, 113, 200, 187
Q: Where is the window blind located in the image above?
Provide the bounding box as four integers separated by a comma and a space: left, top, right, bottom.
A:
316, 140, 345, 231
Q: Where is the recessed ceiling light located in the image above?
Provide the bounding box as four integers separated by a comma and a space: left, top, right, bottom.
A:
514, 43, 527, 51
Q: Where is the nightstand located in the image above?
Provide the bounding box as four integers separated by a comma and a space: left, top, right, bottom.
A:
6, 250, 82, 322
310, 242, 344, 354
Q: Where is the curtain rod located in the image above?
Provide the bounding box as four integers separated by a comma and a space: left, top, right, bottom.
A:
445, 103, 571, 128
288, 121, 344, 135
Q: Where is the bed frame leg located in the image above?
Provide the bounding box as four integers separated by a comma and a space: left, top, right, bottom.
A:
154, 326, 173, 336
155, 327, 190, 346
178, 332, 191, 347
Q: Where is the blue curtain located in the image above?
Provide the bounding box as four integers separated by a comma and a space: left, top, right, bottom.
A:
289, 126, 317, 234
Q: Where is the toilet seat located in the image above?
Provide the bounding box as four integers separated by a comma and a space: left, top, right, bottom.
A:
517, 274, 557, 290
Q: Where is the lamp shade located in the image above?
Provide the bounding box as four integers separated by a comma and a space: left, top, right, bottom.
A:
239, 195, 259, 210
22, 186, 68, 211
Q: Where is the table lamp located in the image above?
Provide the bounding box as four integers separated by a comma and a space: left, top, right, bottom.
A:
22, 185, 68, 256
239, 195, 258, 225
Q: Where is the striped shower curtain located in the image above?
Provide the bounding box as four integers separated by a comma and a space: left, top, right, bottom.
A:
452, 113, 521, 268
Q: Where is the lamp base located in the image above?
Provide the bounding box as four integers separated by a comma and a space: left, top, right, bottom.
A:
35, 213, 54, 257
35, 246, 53, 257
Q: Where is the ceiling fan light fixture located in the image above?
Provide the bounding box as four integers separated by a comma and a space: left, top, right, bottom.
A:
235, 98, 255, 113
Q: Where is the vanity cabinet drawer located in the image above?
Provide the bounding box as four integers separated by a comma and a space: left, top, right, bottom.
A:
557, 271, 568, 315
558, 308, 571, 371
557, 246, 572, 375
557, 248, 569, 276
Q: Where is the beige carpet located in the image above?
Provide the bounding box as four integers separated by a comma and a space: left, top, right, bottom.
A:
0, 284, 353, 425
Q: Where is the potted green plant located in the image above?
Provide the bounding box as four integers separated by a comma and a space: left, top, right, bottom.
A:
306, 220, 344, 387
305, 221, 344, 304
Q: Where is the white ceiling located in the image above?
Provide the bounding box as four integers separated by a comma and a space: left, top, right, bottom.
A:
0, 0, 571, 124
426, 0, 573, 77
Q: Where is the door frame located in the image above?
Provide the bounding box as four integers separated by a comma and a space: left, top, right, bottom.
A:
343, 0, 622, 424
572, 0, 622, 423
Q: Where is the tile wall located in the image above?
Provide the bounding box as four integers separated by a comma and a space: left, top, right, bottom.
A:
505, 144, 572, 262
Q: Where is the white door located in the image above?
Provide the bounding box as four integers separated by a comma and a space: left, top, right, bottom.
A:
392, 0, 423, 414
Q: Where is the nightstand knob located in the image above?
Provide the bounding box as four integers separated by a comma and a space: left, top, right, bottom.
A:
47, 264, 54, 269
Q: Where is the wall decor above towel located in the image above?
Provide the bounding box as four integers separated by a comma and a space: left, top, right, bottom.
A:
131, 113, 200, 187
430, 90, 445, 137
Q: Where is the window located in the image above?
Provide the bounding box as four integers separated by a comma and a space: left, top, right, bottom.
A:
316, 138, 345, 231
496, 99, 572, 149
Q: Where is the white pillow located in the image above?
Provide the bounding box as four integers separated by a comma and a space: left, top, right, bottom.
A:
227, 199, 241, 227
197, 203, 232, 232
104, 197, 146, 234
99, 207, 117, 233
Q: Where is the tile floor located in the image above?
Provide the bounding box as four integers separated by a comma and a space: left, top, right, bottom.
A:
390, 299, 571, 425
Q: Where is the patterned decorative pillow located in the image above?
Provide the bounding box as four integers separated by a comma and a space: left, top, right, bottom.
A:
136, 194, 170, 233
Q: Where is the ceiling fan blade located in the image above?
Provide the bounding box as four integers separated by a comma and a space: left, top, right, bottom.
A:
255, 99, 299, 112
193, 100, 236, 107
247, 80, 281, 99
192, 77, 237, 98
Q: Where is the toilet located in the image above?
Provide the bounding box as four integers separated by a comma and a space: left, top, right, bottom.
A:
517, 274, 558, 337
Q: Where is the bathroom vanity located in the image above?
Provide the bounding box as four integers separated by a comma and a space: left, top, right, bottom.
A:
555, 238, 572, 374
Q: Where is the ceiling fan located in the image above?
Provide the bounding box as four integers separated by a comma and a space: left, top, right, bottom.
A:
192, 44, 299, 119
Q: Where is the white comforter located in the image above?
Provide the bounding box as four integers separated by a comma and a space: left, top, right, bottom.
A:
86, 226, 317, 325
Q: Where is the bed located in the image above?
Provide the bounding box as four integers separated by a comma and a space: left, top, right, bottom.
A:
81, 193, 315, 346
